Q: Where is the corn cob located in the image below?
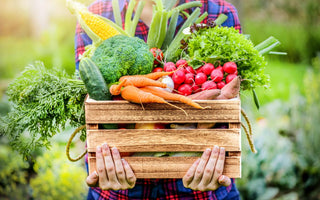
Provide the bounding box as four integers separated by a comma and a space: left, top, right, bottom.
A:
67, 0, 120, 41
79, 11, 120, 40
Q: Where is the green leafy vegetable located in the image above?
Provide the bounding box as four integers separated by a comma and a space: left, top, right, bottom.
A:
177, 26, 270, 90
0, 61, 87, 158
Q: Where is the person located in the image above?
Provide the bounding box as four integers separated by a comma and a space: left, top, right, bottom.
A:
75, 0, 242, 199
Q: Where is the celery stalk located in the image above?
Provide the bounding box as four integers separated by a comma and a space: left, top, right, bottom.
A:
129, 0, 145, 37
112, 0, 122, 27
125, 0, 136, 34
161, 9, 179, 50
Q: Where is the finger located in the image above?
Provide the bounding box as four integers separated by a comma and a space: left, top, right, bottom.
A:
121, 159, 136, 188
102, 143, 117, 182
183, 158, 200, 187
192, 148, 211, 185
86, 171, 99, 187
211, 147, 226, 183
200, 145, 219, 186
96, 146, 108, 186
218, 175, 231, 187
111, 147, 126, 184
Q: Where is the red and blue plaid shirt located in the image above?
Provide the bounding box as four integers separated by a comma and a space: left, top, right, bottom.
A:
77, 0, 241, 199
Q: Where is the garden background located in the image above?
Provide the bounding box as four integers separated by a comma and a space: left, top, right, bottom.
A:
0, 0, 319, 199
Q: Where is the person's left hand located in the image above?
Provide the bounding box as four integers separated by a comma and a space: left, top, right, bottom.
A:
182, 145, 231, 191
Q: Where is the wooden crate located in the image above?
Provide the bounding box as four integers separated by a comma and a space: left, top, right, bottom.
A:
85, 97, 241, 179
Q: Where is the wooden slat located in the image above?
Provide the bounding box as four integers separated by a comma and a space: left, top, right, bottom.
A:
86, 129, 240, 152
88, 155, 241, 179
85, 99, 241, 124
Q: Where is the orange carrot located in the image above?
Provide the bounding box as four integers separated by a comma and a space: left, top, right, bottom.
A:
109, 79, 127, 95
121, 85, 187, 114
119, 76, 168, 88
139, 86, 204, 109
119, 71, 174, 82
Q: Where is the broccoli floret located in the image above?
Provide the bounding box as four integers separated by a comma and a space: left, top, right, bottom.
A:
91, 35, 154, 84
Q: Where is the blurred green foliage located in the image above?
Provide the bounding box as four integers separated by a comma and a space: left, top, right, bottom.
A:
238, 56, 320, 200
30, 144, 87, 200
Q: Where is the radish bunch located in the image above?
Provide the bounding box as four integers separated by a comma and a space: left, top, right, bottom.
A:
156, 59, 238, 96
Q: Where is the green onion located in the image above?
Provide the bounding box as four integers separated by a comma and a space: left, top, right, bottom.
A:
162, 9, 179, 50
254, 36, 281, 55
125, 0, 136, 34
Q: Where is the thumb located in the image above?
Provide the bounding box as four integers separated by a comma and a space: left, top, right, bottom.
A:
86, 171, 99, 187
218, 175, 231, 187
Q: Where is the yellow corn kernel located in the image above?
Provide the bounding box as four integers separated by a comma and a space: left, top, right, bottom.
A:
80, 12, 119, 40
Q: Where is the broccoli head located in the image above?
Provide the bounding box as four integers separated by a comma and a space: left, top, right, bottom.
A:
91, 35, 154, 84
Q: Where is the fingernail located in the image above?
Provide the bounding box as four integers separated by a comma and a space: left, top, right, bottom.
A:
93, 171, 99, 178
112, 147, 119, 154
220, 147, 225, 154
96, 146, 101, 152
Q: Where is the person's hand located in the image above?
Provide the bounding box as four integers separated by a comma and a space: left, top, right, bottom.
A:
182, 145, 231, 191
86, 143, 136, 190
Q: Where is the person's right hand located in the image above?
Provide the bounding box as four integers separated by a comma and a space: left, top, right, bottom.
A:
86, 143, 136, 190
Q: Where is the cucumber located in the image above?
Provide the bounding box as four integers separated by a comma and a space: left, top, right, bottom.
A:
79, 57, 111, 100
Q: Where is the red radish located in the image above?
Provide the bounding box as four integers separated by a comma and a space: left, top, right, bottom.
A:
223, 62, 237, 74
184, 73, 195, 84
210, 69, 224, 82
201, 80, 217, 90
202, 63, 215, 75
195, 72, 207, 85
150, 48, 163, 65
233, 70, 238, 75
191, 84, 201, 93
152, 67, 163, 72
163, 62, 176, 72
178, 84, 192, 96
174, 83, 181, 90
172, 70, 186, 84
185, 66, 196, 74
216, 66, 224, 73
176, 59, 188, 68
226, 74, 237, 83
217, 81, 226, 89
195, 66, 204, 74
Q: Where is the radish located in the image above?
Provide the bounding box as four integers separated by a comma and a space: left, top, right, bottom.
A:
201, 80, 217, 90
191, 84, 201, 93
195, 72, 207, 85
184, 73, 195, 84
223, 62, 237, 74
226, 74, 237, 83
158, 75, 174, 92
216, 66, 224, 73
164, 62, 176, 72
217, 81, 226, 89
172, 70, 186, 84
195, 66, 204, 74
176, 59, 188, 68
178, 84, 192, 96
202, 63, 215, 75
152, 67, 163, 72
185, 66, 196, 74
210, 69, 224, 82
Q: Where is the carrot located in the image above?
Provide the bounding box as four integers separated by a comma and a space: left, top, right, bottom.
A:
216, 76, 241, 100
119, 76, 168, 88
139, 86, 204, 109
121, 85, 188, 115
187, 89, 221, 100
119, 71, 174, 82
109, 79, 127, 95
